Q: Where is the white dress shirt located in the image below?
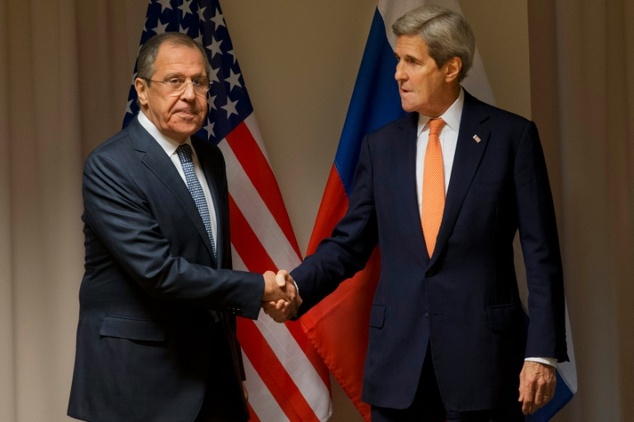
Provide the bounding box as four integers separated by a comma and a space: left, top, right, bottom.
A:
138, 111, 218, 253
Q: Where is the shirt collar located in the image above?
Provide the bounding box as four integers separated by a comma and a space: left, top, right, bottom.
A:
137, 110, 191, 157
417, 88, 465, 137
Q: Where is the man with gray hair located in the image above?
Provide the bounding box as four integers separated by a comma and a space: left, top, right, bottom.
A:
68, 32, 294, 421
266, 5, 567, 421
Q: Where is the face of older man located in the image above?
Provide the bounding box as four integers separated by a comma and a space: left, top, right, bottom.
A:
394, 35, 461, 118
135, 42, 208, 143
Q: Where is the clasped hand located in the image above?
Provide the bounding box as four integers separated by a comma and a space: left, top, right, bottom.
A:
261, 270, 302, 322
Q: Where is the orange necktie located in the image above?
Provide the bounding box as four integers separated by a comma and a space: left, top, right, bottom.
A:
422, 118, 446, 257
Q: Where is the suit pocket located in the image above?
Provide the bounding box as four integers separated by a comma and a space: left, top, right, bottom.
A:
486, 304, 519, 332
99, 315, 166, 342
369, 305, 386, 329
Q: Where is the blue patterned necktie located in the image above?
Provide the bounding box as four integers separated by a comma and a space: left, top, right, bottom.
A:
176, 144, 216, 258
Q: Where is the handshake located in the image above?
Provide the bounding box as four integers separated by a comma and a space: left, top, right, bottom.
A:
261, 270, 302, 323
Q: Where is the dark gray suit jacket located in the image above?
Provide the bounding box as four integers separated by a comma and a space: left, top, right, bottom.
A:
68, 117, 262, 421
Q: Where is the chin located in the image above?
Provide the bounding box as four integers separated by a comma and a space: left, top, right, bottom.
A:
174, 124, 202, 136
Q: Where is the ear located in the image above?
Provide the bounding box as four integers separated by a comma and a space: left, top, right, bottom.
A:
135, 78, 149, 107
444, 57, 462, 82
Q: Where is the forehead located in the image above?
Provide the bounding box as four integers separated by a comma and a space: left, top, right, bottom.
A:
153, 42, 206, 74
394, 35, 429, 58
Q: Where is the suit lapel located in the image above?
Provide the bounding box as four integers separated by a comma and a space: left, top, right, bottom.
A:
432, 92, 490, 263
128, 119, 216, 260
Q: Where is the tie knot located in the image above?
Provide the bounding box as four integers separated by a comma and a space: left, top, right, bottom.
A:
176, 143, 193, 163
428, 118, 445, 136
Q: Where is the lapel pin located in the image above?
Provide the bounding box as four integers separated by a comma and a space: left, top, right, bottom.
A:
472, 134, 481, 143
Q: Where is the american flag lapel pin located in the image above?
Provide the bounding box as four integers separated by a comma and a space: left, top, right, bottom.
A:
472, 134, 481, 143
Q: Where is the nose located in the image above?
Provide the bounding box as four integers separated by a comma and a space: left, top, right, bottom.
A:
394, 61, 405, 81
179, 81, 197, 100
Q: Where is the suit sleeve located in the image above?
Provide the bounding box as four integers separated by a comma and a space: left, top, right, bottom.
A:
82, 148, 263, 319
514, 122, 568, 362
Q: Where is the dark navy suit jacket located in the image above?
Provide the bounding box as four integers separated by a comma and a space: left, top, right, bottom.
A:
68, 117, 263, 421
292, 91, 568, 411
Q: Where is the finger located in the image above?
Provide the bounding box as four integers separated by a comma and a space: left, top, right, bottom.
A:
518, 388, 535, 415
261, 301, 274, 314
272, 299, 286, 311
521, 398, 534, 415
535, 393, 551, 408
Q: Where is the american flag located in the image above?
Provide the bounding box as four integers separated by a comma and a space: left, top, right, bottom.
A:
123, 1, 332, 420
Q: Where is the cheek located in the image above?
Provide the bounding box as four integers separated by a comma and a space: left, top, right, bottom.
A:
197, 99, 208, 117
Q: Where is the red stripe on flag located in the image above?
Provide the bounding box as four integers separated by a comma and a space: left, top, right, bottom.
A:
238, 319, 321, 422
246, 403, 261, 422
306, 166, 350, 254
228, 193, 275, 273
284, 320, 331, 387
226, 123, 302, 258
229, 193, 329, 390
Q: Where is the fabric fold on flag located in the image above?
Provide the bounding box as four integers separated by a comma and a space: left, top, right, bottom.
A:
123, 1, 332, 421
300, 1, 576, 421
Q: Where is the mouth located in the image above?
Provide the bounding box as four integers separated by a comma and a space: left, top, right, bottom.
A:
174, 110, 198, 120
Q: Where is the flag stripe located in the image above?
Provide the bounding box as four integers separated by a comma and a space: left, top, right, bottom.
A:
333, 9, 405, 193
220, 136, 302, 271
225, 122, 302, 259
243, 354, 287, 422
222, 133, 331, 385
305, 166, 351, 253
283, 320, 331, 387
238, 319, 321, 422
253, 317, 332, 417
227, 193, 275, 273
230, 194, 331, 418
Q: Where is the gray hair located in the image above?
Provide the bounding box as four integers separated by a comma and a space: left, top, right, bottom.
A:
136, 32, 211, 81
392, 5, 475, 82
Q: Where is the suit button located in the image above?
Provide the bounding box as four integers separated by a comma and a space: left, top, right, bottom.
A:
426, 269, 435, 277
424, 312, 429, 318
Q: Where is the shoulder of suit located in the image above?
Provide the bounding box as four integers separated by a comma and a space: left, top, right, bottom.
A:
464, 91, 532, 126
366, 113, 417, 139
86, 118, 156, 162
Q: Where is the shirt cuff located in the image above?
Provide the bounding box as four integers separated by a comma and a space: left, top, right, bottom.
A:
525, 357, 557, 367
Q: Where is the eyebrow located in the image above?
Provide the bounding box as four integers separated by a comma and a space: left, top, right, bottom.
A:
161, 71, 208, 79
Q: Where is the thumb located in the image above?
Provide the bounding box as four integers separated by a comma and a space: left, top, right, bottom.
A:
276, 270, 289, 287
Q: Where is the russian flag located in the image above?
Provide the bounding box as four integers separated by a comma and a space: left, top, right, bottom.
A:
299, 1, 576, 420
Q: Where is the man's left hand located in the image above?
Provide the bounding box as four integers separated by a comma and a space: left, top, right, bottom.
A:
518, 361, 556, 415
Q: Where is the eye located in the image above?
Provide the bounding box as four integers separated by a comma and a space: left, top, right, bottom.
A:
166, 78, 184, 88
192, 77, 210, 88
